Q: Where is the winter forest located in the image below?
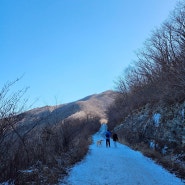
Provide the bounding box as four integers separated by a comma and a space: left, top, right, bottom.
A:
109, 1, 185, 118
0, 1, 185, 185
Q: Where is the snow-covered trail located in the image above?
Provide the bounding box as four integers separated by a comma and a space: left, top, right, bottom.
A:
60, 124, 185, 185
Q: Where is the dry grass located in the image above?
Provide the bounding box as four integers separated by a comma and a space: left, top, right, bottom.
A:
0, 116, 101, 184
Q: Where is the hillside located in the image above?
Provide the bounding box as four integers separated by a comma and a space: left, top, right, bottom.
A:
0, 90, 118, 184
109, 102, 185, 179
18, 90, 117, 130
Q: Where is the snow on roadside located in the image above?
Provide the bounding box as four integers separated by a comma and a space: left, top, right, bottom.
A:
0, 182, 14, 185
59, 124, 185, 185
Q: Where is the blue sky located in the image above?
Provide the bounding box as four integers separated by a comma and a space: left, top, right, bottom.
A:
0, 0, 178, 108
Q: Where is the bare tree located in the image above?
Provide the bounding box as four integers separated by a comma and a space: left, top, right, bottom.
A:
110, 1, 185, 125
0, 78, 30, 181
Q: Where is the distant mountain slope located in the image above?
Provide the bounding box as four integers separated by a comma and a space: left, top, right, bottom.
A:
18, 90, 117, 129
70, 90, 117, 120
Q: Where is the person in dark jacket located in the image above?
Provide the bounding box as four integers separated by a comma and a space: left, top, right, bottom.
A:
112, 133, 118, 147
105, 129, 111, 147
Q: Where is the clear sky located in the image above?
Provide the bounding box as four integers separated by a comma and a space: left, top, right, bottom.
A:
0, 0, 178, 108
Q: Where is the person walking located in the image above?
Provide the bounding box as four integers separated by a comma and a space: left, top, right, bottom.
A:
105, 129, 111, 147
112, 133, 118, 147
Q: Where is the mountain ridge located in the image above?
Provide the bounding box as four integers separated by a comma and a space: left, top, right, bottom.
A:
18, 90, 117, 128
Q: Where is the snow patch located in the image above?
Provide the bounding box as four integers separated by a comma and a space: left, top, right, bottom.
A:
181, 109, 184, 119
153, 113, 161, 127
